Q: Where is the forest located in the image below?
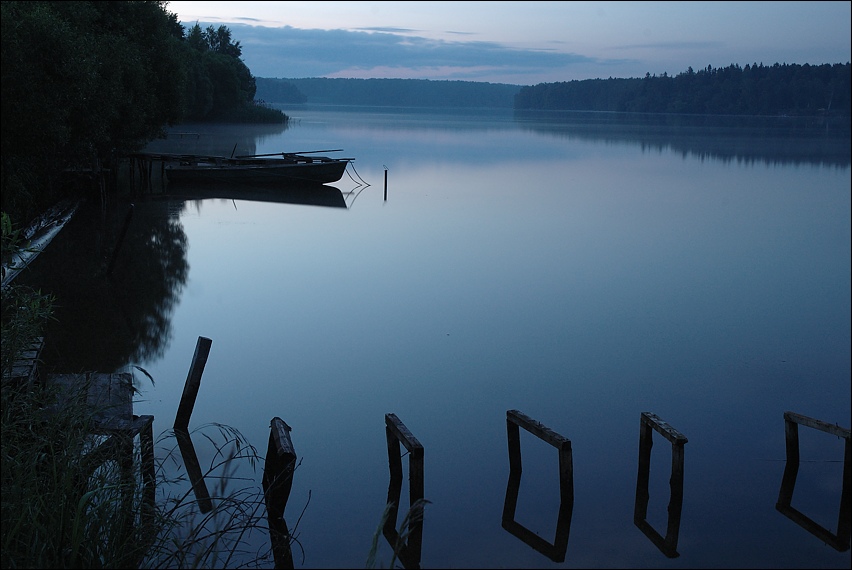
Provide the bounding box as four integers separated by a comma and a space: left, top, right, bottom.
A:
514, 63, 851, 116
256, 77, 522, 108
257, 64, 850, 119
1, 0, 284, 230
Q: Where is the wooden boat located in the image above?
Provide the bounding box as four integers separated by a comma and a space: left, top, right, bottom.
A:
163, 151, 351, 185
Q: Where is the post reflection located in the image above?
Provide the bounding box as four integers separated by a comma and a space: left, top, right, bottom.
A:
173, 427, 213, 514
633, 411, 687, 558
383, 413, 425, 570
501, 410, 573, 563
775, 411, 851, 552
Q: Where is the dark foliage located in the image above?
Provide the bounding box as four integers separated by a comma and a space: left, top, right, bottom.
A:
256, 77, 522, 108
514, 63, 851, 117
1, 2, 286, 229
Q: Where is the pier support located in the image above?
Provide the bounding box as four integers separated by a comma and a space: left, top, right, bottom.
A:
633, 411, 687, 558
776, 411, 851, 552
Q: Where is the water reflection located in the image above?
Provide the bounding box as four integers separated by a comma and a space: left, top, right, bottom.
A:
28, 196, 188, 374
514, 109, 851, 168
174, 427, 213, 513
144, 122, 290, 159
167, 180, 348, 209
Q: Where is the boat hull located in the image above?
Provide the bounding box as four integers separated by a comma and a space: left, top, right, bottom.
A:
165, 158, 349, 185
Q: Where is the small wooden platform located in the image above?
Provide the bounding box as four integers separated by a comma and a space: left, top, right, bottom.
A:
45, 372, 156, 513
2, 336, 44, 387
46, 372, 147, 431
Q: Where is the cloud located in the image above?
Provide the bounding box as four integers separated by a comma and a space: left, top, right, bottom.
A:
212, 23, 605, 82
612, 41, 725, 51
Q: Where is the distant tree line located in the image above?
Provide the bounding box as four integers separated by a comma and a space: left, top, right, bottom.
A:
515, 63, 851, 116
256, 77, 522, 108
1, 1, 285, 228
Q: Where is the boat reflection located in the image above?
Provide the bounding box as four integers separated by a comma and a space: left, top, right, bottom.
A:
166, 179, 348, 209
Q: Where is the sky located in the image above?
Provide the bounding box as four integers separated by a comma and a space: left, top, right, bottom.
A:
165, 1, 852, 85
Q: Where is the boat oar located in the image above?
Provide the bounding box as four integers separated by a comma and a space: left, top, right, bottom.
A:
234, 149, 343, 158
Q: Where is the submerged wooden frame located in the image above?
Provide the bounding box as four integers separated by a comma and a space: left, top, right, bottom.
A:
502, 409, 573, 563
384, 413, 425, 569
775, 411, 851, 552
633, 411, 688, 558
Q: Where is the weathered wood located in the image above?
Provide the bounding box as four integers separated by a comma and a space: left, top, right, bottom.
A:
641, 411, 688, 445
270, 417, 296, 461
262, 417, 297, 569
507, 409, 571, 450
502, 410, 573, 562
2, 336, 44, 387
47, 372, 134, 424
174, 336, 212, 430
783, 410, 851, 439
45, 372, 156, 527
634, 412, 686, 558
264, 417, 297, 520
383, 413, 425, 569
385, 413, 424, 457
776, 411, 851, 552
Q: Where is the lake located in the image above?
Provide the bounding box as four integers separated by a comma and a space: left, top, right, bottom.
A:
21, 106, 851, 568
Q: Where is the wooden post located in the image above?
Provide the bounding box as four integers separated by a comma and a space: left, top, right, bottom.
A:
147, 157, 153, 193
384, 167, 388, 201
263, 417, 297, 570
173, 337, 212, 430
263, 417, 297, 518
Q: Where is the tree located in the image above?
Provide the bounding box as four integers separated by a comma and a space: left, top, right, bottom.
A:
181, 23, 258, 120
1, 1, 187, 226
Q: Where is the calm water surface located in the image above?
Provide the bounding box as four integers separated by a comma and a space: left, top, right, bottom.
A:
25, 107, 851, 568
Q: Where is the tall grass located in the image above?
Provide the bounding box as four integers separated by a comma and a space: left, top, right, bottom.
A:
0, 372, 291, 569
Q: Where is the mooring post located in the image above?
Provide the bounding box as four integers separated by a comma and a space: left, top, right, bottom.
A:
174, 336, 212, 430
384, 165, 388, 201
